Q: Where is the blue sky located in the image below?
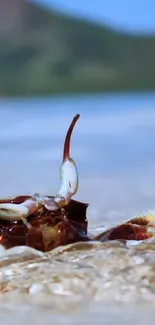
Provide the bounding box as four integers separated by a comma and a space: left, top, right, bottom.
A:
32, 0, 155, 34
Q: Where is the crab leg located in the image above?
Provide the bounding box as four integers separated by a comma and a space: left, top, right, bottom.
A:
125, 212, 155, 226
0, 197, 39, 221
54, 114, 80, 207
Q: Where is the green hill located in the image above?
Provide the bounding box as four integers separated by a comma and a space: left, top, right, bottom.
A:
0, 0, 155, 96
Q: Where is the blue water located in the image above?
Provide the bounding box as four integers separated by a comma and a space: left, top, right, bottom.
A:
1, 91, 155, 113
0, 92, 155, 223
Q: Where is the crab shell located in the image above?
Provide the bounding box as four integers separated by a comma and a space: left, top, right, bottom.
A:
0, 196, 89, 252
0, 194, 154, 252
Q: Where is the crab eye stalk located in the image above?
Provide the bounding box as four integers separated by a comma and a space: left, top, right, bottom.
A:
55, 114, 80, 207
0, 114, 80, 220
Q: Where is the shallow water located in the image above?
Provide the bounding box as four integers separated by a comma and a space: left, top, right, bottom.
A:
0, 92, 155, 324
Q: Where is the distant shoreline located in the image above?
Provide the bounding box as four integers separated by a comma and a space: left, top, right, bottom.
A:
0, 85, 155, 98
0, 0, 155, 99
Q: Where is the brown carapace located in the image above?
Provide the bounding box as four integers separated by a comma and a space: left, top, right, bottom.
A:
0, 115, 154, 252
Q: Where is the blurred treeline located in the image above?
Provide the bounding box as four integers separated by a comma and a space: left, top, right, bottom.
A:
0, 0, 155, 96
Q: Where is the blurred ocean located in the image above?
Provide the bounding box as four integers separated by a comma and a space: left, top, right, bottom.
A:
0, 92, 155, 226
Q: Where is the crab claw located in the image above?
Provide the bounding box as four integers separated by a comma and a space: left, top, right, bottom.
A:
55, 114, 80, 207
0, 198, 39, 221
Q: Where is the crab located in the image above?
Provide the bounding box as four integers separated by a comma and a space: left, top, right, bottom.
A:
0, 114, 154, 252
